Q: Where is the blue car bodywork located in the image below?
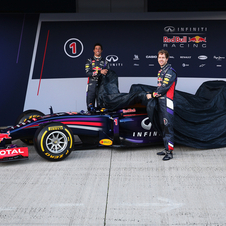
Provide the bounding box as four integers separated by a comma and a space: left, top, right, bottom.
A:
0, 106, 162, 161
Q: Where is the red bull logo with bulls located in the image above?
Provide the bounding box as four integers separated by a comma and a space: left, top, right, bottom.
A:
188, 36, 206, 43
163, 35, 207, 48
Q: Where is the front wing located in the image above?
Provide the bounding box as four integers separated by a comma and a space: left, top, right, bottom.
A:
0, 147, 29, 162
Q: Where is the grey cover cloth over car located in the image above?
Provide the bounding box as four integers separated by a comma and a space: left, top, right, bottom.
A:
97, 70, 226, 149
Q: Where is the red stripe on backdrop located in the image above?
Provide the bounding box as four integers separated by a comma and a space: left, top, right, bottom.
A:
37, 30, 50, 96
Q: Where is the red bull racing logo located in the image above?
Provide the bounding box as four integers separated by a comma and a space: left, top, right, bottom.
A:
163, 25, 207, 48
163, 36, 207, 48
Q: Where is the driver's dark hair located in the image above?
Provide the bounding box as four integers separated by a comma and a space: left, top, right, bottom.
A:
158, 49, 169, 59
93, 43, 103, 50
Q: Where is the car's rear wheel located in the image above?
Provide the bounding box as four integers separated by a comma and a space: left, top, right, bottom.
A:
34, 122, 74, 161
16, 110, 45, 145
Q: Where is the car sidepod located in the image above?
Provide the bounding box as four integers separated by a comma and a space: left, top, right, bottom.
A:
118, 108, 163, 147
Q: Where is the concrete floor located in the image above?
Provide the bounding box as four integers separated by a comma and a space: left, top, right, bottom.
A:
1, 140, 226, 226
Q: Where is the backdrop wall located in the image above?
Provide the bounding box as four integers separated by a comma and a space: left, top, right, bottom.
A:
1, 12, 226, 126
0, 14, 39, 126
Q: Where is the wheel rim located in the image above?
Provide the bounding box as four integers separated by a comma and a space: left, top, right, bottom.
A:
46, 131, 68, 153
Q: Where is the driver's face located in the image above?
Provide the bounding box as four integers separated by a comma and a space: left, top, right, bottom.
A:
158, 53, 168, 67
93, 46, 102, 57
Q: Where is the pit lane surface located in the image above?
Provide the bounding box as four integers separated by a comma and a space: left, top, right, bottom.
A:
1, 140, 226, 225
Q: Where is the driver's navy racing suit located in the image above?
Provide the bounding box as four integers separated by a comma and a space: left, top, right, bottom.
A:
85, 56, 110, 109
151, 63, 177, 153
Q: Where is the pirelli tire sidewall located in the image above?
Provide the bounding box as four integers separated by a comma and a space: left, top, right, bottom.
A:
34, 123, 74, 161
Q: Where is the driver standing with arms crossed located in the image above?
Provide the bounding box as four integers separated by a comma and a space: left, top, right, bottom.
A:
147, 49, 177, 161
85, 43, 110, 110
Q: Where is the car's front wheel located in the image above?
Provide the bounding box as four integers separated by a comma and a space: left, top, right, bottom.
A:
34, 123, 74, 161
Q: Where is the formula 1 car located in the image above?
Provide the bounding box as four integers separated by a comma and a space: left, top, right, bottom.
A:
0, 106, 162, 162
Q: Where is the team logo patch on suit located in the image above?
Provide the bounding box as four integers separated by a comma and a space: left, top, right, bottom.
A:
168, 141, 174, 151
166, 98, 174, 110
163, 118, 168, 125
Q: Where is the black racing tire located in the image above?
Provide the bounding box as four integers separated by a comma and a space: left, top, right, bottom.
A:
33, 122, 74, 161
16, 109, 45, 145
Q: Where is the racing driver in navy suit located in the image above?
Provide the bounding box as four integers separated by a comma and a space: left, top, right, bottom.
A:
147, 49, 177, 161
85, 43, 110, 110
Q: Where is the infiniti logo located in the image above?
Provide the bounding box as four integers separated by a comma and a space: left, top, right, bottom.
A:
106, 55, 119, 62
141, 117, 152, 130
164, 26, 175, 33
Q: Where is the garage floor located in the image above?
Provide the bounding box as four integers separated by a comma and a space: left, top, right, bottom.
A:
1, 140, 226, 225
